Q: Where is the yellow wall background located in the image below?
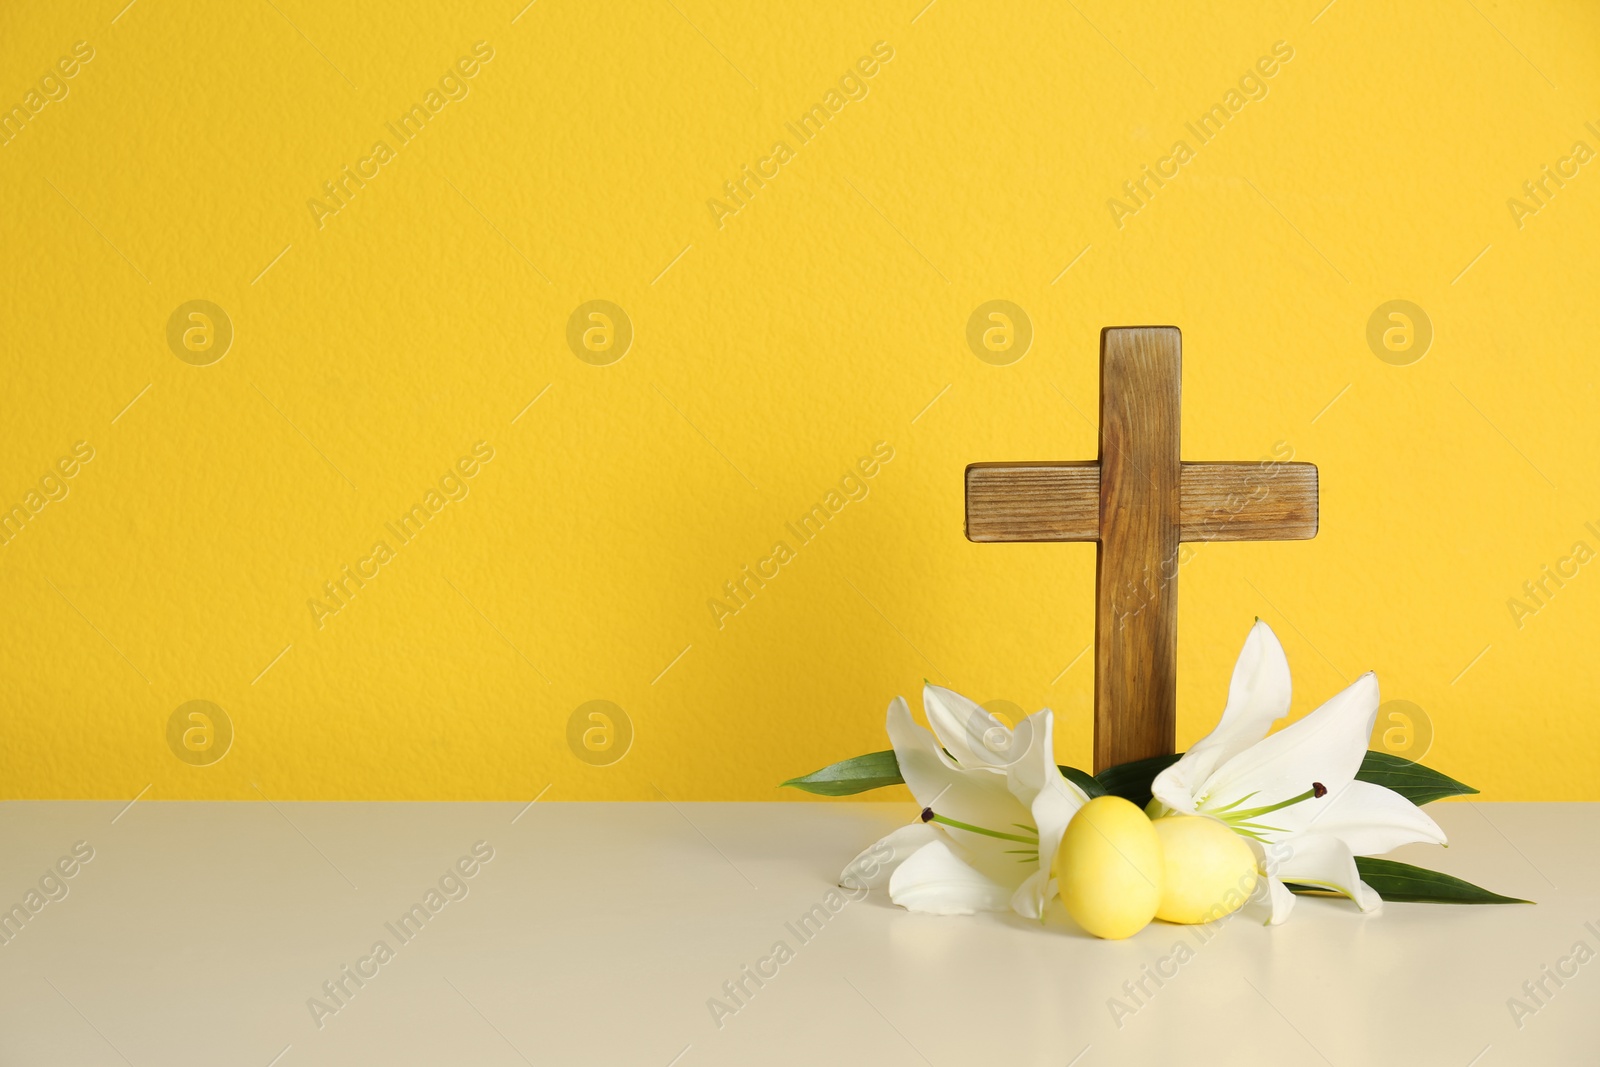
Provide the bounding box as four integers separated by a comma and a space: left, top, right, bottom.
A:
1, 0, 1596, 801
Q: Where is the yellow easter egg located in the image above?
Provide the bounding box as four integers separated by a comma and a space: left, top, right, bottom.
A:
1152, 815, 1259, 924
1055, 796, 1164, 939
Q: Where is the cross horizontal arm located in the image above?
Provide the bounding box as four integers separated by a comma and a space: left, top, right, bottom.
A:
964, 461, 1318, 543
1180, 461, 1319, 542
964, 462, 1101, 541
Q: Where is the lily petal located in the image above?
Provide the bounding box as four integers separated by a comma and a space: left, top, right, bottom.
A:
1005, 708, 1088, 919
840, 821, 942, 890
922, 683, 1016, 771
1157, 621, 1293, 809
1303, 780, 1448, 855
1247, 873, 1298, 926
1237, 839, 1289, 925
887, 696, 1031, 838
888, 839, 1013, 915
1272, 833, 1384, 914
1202, 672, 1380, 823
1010, 868, 1055, 920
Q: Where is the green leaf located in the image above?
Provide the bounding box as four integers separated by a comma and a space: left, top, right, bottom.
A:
1093, 752, 1182, 807
1289, 857, 1530, 905
1355, 751, 1479, 806
781, 750, 903, 796
1058, 765, 1105, 799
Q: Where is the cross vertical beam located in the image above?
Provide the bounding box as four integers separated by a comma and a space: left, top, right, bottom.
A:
1095, 327, 1181, 771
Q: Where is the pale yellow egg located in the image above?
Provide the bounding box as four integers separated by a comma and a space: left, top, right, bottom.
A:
1152, 815, 1259, 924
1054, 796, 1164, 939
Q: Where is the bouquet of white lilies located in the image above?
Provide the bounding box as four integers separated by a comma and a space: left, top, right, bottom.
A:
786, 621, 1526, 939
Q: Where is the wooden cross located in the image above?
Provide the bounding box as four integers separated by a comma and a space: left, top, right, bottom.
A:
965, 327, 1319, 772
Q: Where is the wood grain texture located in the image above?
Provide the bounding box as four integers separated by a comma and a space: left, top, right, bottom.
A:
1178, 462, 1319, 542
965, 461, 1319, 543
1094, 327, 1181, 772
965, 463, 1100, 541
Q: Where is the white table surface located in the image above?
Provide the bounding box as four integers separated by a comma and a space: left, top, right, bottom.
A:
0, 800, 1595, 1066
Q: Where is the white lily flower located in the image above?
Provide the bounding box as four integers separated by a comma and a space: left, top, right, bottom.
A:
1151, 620, 1447, 924
840, 684, 1089, 918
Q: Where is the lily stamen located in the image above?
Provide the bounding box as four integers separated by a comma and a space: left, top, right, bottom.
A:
922, 807, 1039, 844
